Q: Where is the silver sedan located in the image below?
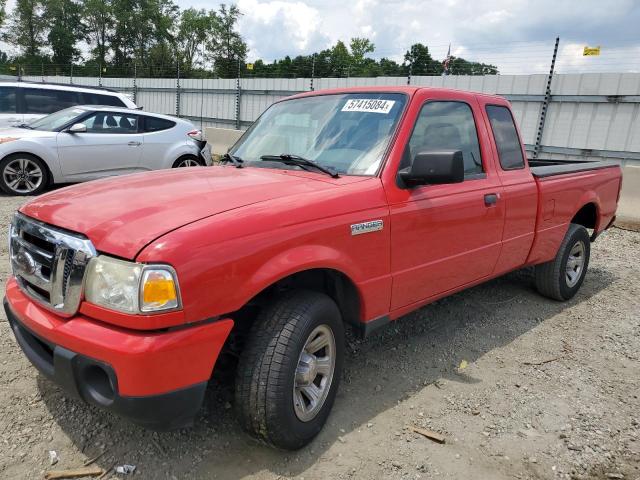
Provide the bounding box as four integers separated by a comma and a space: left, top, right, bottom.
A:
0, 106, 212, 195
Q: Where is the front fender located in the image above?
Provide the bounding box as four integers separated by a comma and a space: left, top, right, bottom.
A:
245, 244, 363, 301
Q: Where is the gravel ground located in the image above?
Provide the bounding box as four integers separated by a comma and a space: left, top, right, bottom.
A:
1, 192, 639, 480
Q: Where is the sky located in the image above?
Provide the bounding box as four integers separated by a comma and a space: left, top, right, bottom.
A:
178, 0, 640, 74
3, 0, 640, 75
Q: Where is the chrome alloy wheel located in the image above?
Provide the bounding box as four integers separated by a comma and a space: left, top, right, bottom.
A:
175, 158, 201, 167
565, 240, 586, 288
2, 158, 44, 194
293, 324, 336, 422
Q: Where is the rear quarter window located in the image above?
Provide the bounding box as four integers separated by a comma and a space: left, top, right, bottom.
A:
143, 116, 176, 132
82, 92, 127, 108
486, 105, 525, 170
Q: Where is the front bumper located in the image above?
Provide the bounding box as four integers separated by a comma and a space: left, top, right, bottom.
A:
4, 278, 234, 430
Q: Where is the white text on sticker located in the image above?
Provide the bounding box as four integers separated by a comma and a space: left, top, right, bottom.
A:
341, 99, 395, 114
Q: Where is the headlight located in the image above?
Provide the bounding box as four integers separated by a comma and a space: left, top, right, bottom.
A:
84, 256, 181, 314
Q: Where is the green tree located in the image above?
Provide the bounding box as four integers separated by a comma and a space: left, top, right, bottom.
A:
349, 37, 374, 68
3, 0, 46, 59
177, 8, 216, 74
82, 0, 113, 66
404, 43, 442, 75
208, 4, 246, 78
45, 0, 84, 64
110, 0, 178, 66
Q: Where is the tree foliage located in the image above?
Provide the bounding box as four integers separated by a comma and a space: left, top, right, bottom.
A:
0, 0, 497, 79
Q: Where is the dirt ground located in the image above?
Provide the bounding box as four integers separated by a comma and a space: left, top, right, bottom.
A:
1, 192, 639, 480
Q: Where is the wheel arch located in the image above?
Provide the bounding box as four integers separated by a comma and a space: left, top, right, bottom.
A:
243, 267, 362, 329
571, 202, 599, 230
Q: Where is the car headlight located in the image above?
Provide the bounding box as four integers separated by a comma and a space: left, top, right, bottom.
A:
84, 256, 181, 314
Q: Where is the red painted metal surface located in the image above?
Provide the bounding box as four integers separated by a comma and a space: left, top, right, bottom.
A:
5, 278, 233, 396
6, 86, 622, 396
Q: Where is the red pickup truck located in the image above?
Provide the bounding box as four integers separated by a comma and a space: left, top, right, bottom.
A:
5, 86, 621, 450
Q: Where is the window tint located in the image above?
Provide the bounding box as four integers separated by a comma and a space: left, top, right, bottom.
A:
486, 105, 525, 170
407, 101, 483, 176
23, 88, 80, 114
83, 112, 139, 134
144, 116, 176, 132
82, 92, 127, 107
0, 87, 17, 113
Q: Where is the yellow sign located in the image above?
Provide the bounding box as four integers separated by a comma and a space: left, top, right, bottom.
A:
246, 63, 254, 70
583, 46, 601, 56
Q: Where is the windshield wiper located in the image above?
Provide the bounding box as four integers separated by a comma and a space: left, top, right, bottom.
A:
16, 123, 34, 129
260, 154, 340, 178
221, 152, 244, 168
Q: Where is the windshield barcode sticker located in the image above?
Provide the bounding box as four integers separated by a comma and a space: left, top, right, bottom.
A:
341, 99, 395, 114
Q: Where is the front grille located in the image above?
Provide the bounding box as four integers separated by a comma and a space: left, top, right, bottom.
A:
9, 213, 96, 317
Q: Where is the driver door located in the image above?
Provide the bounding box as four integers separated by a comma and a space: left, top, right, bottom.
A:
56, 111, 144, 181
387, 94, 505, 310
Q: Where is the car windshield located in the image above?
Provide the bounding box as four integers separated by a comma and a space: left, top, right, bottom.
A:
230, 93, 407, 176
28, 107, 87, 131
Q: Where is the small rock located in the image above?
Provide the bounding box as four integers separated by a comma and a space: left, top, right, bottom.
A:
391, 460, 402, 469
337, 436, 346, 444
375, 385, 382, 392
48, 451, 58, 466
605, 474, 624, 479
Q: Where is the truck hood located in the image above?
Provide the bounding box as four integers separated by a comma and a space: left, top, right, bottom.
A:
20, 166, 353, 259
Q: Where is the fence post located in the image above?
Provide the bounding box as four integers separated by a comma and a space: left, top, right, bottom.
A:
98, 63, 103, 87
41, 62, 44, 82
70, 64, 74, 84
235, 58, 241, 130
18, 64, 22, 82
533, 37, 560, 159
310, 54, 315, 91
133, 63, 138, 105
407, 61, 412, 85
176, 63, 181, 117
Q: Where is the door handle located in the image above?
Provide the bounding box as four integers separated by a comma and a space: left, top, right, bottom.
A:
128, 141, 142, 147
484, 193, 499, 206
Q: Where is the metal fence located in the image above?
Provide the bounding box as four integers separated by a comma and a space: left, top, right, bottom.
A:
10, 70, 640, 167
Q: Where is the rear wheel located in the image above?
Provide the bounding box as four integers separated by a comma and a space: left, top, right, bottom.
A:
172, 156, 202, 168
0, 154, 48, 196
235, 290, 344, 450
535, 223, 591, 301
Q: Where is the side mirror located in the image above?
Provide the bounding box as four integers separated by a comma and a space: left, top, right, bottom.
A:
398, 150, 464, 187
68, 123, 87, 134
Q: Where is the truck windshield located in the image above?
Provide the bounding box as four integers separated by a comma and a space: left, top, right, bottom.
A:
230, 93, 407, 176
28, 107, 86, 131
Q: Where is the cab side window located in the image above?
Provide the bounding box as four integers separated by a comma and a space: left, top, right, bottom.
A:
84, 112, 139, 133
486, 105, 525, 170
407, 101, 484, 177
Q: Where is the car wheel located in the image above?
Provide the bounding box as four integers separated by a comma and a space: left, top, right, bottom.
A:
235, 290, 344, 450
535, 223, 591, 301
0, 154, 49, 196
172, 156, 203, 168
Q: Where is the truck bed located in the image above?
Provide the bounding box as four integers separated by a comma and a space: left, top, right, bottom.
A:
528, 158, 619, 178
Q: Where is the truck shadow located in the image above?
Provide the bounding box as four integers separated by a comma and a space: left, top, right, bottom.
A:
37, 265, 617, 479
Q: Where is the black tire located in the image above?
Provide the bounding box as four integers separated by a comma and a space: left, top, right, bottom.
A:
172, 155, 203, 168
535, 223, 591, 301
235, 290, 344, 450
0, 153, 49, 196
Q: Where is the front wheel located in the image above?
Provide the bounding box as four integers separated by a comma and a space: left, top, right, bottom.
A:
235, 290, 344, 450
0, 154, 49, 196
535, 223, 591, 301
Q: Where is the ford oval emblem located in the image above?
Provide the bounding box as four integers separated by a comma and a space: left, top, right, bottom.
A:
14, 250, 36, 275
